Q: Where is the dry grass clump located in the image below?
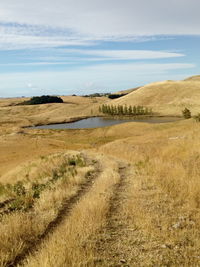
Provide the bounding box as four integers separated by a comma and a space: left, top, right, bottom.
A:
102, 121, 200, 208
99, 121, 200, 264
108, 163, 200, 266
0, 152, 94, 266
22, 154, 120, 267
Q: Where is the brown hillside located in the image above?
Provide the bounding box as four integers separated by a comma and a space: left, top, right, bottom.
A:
112, 77, 200, 115
184, 75, 200, 81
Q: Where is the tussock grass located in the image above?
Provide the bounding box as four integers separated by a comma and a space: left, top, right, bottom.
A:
99, 121, 200, 264
22, 154, 120, 267
0, 152, 94, 266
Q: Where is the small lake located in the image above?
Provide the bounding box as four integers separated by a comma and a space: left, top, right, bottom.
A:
29, 116, 182, 130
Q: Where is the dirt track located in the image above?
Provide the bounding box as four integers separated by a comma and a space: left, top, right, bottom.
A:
8, 157, 101, 267
94, 162, 131, 266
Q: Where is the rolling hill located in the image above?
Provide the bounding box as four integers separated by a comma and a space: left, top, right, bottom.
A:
112, 75, 200, 115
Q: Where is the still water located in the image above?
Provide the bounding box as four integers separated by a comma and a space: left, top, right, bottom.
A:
30, 116, 182, 130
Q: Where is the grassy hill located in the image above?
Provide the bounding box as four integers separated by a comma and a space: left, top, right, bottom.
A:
0, 95, 108, 128
112, 76, 200, 116
184, 75, 200, 81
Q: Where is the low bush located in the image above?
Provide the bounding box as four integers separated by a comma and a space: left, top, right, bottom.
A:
182, 107, 191, 119
194, 113, 200, 122
108, 94, 127, 99
19, 95, 63, 105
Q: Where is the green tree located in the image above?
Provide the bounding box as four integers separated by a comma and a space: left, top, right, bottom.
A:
194, 113, 200, 122
117, 105, 120, 115
144, 107, 149, 115
133, 106, 137, 115
118, 105, 123, 115
128, 105, 132, 115
20, 95, 63, 105
110, 105, 114, 115
113, 105, 117, 115
182, 108, 191, 119
136, 106, 141, 115
140, 106, 144, 115
107, 105, 111, 114
104, 104, 108, 114
124, 105, 128, 115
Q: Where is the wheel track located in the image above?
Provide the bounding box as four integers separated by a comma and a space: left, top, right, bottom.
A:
95, 161, 130, 266
0, 199, 14, 209
0, 198, 15, 216
8, 158, 101, 267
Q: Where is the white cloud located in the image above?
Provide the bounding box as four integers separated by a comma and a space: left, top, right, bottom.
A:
0, 32, 93, 50
0, 0, 200, 38
0, 0, 199, 50
74, 49, 184, 60
0, 49, 185, 65
0, 62, 195, 97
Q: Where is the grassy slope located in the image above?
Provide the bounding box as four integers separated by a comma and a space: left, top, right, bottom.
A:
112, 76, 200, 115
0, 96, 108, 128
2, 119, 200, 265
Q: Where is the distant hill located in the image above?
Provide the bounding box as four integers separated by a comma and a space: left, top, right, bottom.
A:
184, 75, 200, 81
111, 76, 200, 115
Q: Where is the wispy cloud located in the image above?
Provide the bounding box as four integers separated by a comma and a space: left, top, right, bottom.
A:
0, 23, 174, 51
0, 0, 199, 50
71, 49, 185, 60
0, 0, 200, 39
0, 49, 185, 66
0, 25, 93, 50
0, 62, 195, 97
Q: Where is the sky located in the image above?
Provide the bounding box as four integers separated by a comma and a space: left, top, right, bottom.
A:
0, 0, 199, 97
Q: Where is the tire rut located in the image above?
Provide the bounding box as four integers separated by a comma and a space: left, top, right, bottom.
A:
95, 161, 130, 266
8, 160, 101, 267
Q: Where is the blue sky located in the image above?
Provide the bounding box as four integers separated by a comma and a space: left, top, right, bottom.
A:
0, 0, 199, 97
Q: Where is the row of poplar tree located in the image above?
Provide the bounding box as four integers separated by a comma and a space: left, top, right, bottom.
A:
99, 104, 153, 116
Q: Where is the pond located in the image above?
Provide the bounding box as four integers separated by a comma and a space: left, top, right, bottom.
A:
29, 116, 182, 130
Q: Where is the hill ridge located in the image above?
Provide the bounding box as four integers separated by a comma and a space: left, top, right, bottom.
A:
111, 75, 200, 115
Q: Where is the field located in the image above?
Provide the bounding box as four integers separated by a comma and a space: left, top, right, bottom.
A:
1, 88, 200, 266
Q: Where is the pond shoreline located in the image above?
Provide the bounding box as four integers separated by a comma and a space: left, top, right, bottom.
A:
26, 115, 183, 130
24, 114, 183, 128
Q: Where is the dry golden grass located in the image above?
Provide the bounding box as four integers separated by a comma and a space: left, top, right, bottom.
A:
0, 95, 108, 128
0, 119, 139, 179
21, 153, 120, 267
113, 77, 200, 115
0, 95, 109, 177
0, 151, 96, 266
1, 87, 200, 265
99, 120, 200, 265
